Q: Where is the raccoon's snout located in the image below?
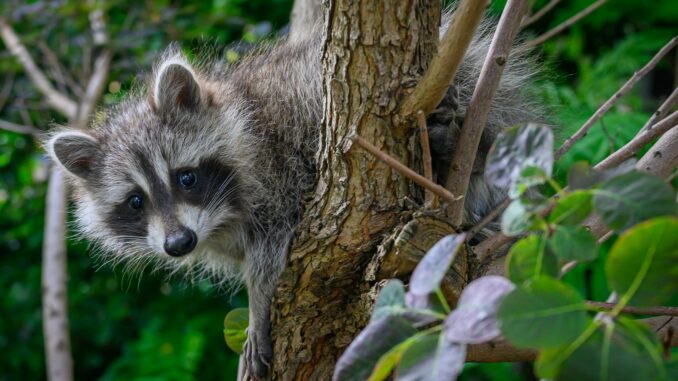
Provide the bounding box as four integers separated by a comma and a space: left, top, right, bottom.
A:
164, 227, 197, 257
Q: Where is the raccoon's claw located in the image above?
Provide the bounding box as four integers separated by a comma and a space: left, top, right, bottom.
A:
244, 327, 272, 380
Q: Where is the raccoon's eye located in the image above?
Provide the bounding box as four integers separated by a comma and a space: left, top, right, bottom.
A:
178, 170, 197, 189
127, 195, 143, 211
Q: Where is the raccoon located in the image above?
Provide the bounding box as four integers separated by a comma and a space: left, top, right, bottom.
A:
46, 17, 539, 380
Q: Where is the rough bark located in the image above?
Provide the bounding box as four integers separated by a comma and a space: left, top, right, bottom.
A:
268, 1, 446, 380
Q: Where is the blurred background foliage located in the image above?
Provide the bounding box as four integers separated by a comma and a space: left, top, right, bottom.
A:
0, 0, 675, 380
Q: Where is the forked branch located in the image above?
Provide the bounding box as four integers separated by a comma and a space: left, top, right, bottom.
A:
445, 0, 529, 227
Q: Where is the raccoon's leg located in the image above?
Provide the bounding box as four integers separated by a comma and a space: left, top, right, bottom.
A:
242, 238, 288, 379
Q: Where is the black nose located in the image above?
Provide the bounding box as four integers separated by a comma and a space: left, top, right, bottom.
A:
164, 227, 197, 257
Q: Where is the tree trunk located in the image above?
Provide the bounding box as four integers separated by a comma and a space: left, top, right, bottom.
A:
268, 1, 455, 380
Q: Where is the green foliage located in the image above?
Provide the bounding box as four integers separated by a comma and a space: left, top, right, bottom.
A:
223, 308, 249, 354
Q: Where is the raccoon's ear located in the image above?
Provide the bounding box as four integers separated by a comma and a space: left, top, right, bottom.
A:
47, 131, 101, 180
153, 62, 202, 114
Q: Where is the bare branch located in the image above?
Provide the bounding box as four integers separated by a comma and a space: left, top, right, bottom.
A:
523, 0, 607, 49
349, 135, 462, 206
595, 110, 678, 170
586, 301, 678, 317
636, 122, 678, 179
417, 111, 437, 207
445, 0, 529, 227
400, 0, 488, 117
0, 72, 15, 113
467, 339, 537, 362
76, 50, 112, 125
41, 167, 73, 381
556, 36, 678, 160
467, 197, 510, 241
640, 87, 678, 133
0, 18, 77, 118
37, 41, 83, 97
0, 118, 42, 136
521, 0, 560, 28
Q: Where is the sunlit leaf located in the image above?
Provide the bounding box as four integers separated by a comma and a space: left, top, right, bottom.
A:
606, 217, 678, 306
486, 123, 554, 198
445, 276, 515, 344
406, 234, 465, 308
372, 280, 406, 321
223, 308, 249, 354
498, 277, 589, 349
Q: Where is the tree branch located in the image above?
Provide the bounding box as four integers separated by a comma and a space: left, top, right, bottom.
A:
523, 0, 607, 49
556, 35, 678, 159
399, 0, 488, 117
444, 0, 529, 227
640, 87, 678, 133
417, 111, 437, 207
595, 110, 678, 170
521, 0, 560, 28
350, 135, 461, 205
586, 301, 678, 317
0, 118, 41, 136
0, 18, 77, 118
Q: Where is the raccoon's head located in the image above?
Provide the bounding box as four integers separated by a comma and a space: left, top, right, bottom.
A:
46, 53, 256, 275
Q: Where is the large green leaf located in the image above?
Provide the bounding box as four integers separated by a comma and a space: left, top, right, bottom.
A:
394, 333, 466, 381
334, 316, 417, 381
223, 308, 249, 354
593, 172, 677, 231
485, 123, 554, 198
536, 318, 666, 381
606, 217, 678, 306
506, 235, 559, 284
548, 225, 598, 262
548, 190, 593, 225
498, 277, 589, 349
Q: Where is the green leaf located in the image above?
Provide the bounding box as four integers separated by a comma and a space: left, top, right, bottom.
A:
501, 200, 538, 236
506, 235, 559, 284
445, 276, 515, 344
498, 277, 589, 349
548, 190, 593, 225
593, 171, 677, 231
549, 225, 598, 262
407, 234, 465, 308
536, 318, 666, 381
567, 160, 636, 190
486, 123, 554, 198
372, 280, 406, 321
394, 333, 465, 381
223, 308, 249, 354
334, 316, 417, 381
606, 217, 678, 306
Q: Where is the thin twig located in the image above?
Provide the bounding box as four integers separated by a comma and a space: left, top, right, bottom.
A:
639, 87, 678, 133
467, 197, 510, 240
37, 41, 83, 97
0, 18, 77, 118
349, 135, 462, 206
0, 119, 42, 136
445, 0, 529, 227
595, 110, 678, 170
521, 0, 560, 28
523, 0, 607, 49
556, 36, 678, 160
417, 111, 438, 208
587, 301, 678, 317
0, 73, 15, 113
400, 0, 488, 117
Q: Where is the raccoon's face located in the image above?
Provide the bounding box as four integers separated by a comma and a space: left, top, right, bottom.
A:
46, 56, 254, 271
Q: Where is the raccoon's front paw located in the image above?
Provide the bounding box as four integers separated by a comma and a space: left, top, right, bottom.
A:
244, 327, 272, 380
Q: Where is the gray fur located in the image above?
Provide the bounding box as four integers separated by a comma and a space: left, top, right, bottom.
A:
46, 15, 540, 379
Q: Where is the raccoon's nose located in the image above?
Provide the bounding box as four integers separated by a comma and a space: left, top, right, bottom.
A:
164, 227, 197, 257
